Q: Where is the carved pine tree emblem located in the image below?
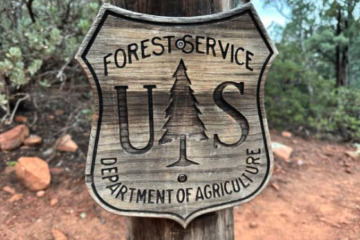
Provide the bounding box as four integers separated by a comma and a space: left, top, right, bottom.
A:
159, 59, 209, 167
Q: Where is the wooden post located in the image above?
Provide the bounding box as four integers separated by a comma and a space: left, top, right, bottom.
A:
106, 0, 247, 239
76, 0, 277, 238
108, 0, 237, 17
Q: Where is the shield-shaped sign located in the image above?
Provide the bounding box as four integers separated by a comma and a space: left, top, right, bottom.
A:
76, 2, 278, 227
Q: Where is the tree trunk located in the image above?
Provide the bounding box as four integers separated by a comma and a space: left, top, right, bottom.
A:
335, 8, 348, 87
107, 0, 247, 239
126, 209, 234, 240
108, 0, 239, 16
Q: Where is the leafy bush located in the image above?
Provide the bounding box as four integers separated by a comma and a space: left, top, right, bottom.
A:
0, 0, 100, 116
266, 42, 360, 141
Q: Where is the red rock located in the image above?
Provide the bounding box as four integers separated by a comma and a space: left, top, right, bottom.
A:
281, 131, 292, 138
272, 142, 293, 162
345, 151, 359, 160
50, 198, 59, 206
15, 116, 28, 123
0, 125, 29, 151
50, 168, 64, 175
36, 190, 46, 197
54, 109, 65, 116
56, 134, 78, 152
249, 222, 258, 229
24, 135, 42, 146
8, 194, 23, 203
3, 186, 16, 194
15, 157, 51, 191
271, 183, 280, 191
296, 159, 304, 166
51, 228, 68, 240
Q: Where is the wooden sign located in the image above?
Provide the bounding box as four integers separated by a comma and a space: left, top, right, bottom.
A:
75, 2, 278, 227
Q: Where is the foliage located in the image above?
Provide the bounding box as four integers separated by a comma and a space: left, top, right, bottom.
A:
0, 0, 359, 141
0, 0, 100, 113
265, 0, 360, 141
266, 42, 360, 140
6, 161, 17, 167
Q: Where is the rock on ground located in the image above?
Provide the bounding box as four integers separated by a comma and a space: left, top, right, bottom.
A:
24, 135, 42, 146
36, 190, 46, 197
281, 131, 292, 138
8, 194, 23, 203
50, 168, 64, 175
345, 151, 359, 160
50, 198, 59, 206
56, 134, 78, 152
51, 228, 68, 240
249, 222, 258, 229
54, 109, 65, 116
272, 142, 293, 162
15, 157, 51, 191
15, 116, 28, 123
3, 186, 16, 195
0, 125, 29, 151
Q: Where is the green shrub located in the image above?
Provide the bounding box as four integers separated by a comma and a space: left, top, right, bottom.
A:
266, 42, 360, 141
0, 0, 100, 113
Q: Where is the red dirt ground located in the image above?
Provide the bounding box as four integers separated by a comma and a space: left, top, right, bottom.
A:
0, 132, 359, 240
0, 84, 359, 239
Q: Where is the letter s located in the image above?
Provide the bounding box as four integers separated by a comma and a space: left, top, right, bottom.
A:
213, 82, 249, 148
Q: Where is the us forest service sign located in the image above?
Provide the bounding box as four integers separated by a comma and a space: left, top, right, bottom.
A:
75, 2, 278, 227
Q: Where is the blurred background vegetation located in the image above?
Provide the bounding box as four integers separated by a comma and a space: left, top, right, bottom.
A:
265, 0, 360, 141
0, 0, 359, 141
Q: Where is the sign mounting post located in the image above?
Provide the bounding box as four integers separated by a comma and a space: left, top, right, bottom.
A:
76, 0, 278, 238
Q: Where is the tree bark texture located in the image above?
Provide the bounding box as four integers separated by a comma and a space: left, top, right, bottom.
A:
108, 0, 239, 16
126, 210, 234, 240
335, 8, 348, 87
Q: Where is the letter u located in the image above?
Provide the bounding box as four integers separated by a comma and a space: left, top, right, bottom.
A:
115, 85, 156, 154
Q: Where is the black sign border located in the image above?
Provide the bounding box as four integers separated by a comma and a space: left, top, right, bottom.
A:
78, 3, 276, 227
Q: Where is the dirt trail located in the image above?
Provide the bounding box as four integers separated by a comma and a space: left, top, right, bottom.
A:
234, 134, 360, 240
0, 131, 359, 240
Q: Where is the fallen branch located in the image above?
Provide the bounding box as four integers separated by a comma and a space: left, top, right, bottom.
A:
1, 93, 30, 126
8, 94, 30, 124
58, 55, 75, 91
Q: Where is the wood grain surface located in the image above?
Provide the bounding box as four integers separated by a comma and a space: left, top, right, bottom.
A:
126, 209, 234, 240
75, 2, 277, 227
